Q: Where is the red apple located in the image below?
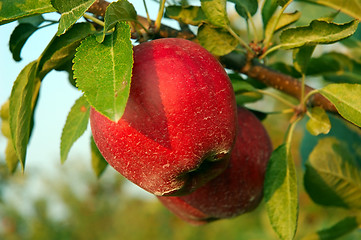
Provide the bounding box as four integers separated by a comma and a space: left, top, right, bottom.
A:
157, 107, 272, 224
90, 38, 237, 196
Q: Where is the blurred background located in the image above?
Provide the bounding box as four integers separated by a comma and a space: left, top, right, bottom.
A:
1, 1, 361, 239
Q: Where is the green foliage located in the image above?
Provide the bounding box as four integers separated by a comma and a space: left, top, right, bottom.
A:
1, 0, 361, 239
303, 0, 361, 20
229, 74, 263, 104
293, 45, 315, 74
306, 107, 331, 136
9, 16, 44, 61
304, 216, 361, 240
165, 5, 207, 26
0, 101, 19, 172
97, 0, 137, 43
228, 0, 258, 19
90, 136, 108, 177
0, 0, 55, 25
9, 61, 40, 170
264, 10, 301, 43
319, 83, 361, 127
197, 24, 237, 55
37, 22, 95, 79
304, 137, 361, 209
74, 22, 133, 122
200, 0, 229, 28
60, 95, 90, 163
52, 0, 97, 35
279, 20, 359, 49
262, 0, 279, 27
264, 144, 298, 240
300, 113, 361, 167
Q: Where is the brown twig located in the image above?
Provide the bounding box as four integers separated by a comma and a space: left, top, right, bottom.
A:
87, 0, 337, 113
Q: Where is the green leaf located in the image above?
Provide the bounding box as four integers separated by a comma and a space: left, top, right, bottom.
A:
9, 61, 40, 170
293, 45, 315, 74
262, 0, 279, 27
74, 22, 133, 122
200, 0, 229, 28
5, 141, 19, 173
230, 75, 263, 104
165, 5, 207, 26
38, 22, 94, 79
0, 0, 55, 25
279, 20, 359, 49
231, 79, 257, 93
305, 0, 361, 20
60, 95, 90, 163
319, 83, 361, 127
264, 144, 298, 240
1, 101, 10, 137
281, 52, 361, 83
306, 107, 331, 136
1, 101, 19, 173
91, 135, 108, 177
51, 0, 97, 36
9, 23, 38, 61
235, 92, 263, 105
341, 37, 361, 63
18, 14, 45, 26
304, 137, 361, 209
228, 0, 258, 19
304, 216, 361, 240
197, 24, 237, 56
300, 113, 361, 168
264, 11, 301, 44
309, 52, 361, 84
306, 52, 349, 77
54, 59, 76, 87
97, 0, 137, 43
277, 0, 290, 7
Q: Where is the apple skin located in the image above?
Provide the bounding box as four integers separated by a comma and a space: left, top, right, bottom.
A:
90, 38, 237, 196
157, 107, 273, 224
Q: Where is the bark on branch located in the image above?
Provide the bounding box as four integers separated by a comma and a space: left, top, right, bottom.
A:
87, 0, 337, 113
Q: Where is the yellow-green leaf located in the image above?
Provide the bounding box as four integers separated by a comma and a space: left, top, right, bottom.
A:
319, 83, 361, 127
200, 0, 229, 28
306, 107, 331, 136
264, 144, 298, 240
304, 137, 361, 209
197, 24, 237, 56
280, 20, 359, 49
165, 5, 207, 26
306, 0, 361, 20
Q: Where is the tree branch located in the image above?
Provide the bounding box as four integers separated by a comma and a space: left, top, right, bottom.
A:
87, 0, 337, 113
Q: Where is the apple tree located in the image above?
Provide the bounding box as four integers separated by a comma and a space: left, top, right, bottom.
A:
1, 0, 361, 239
